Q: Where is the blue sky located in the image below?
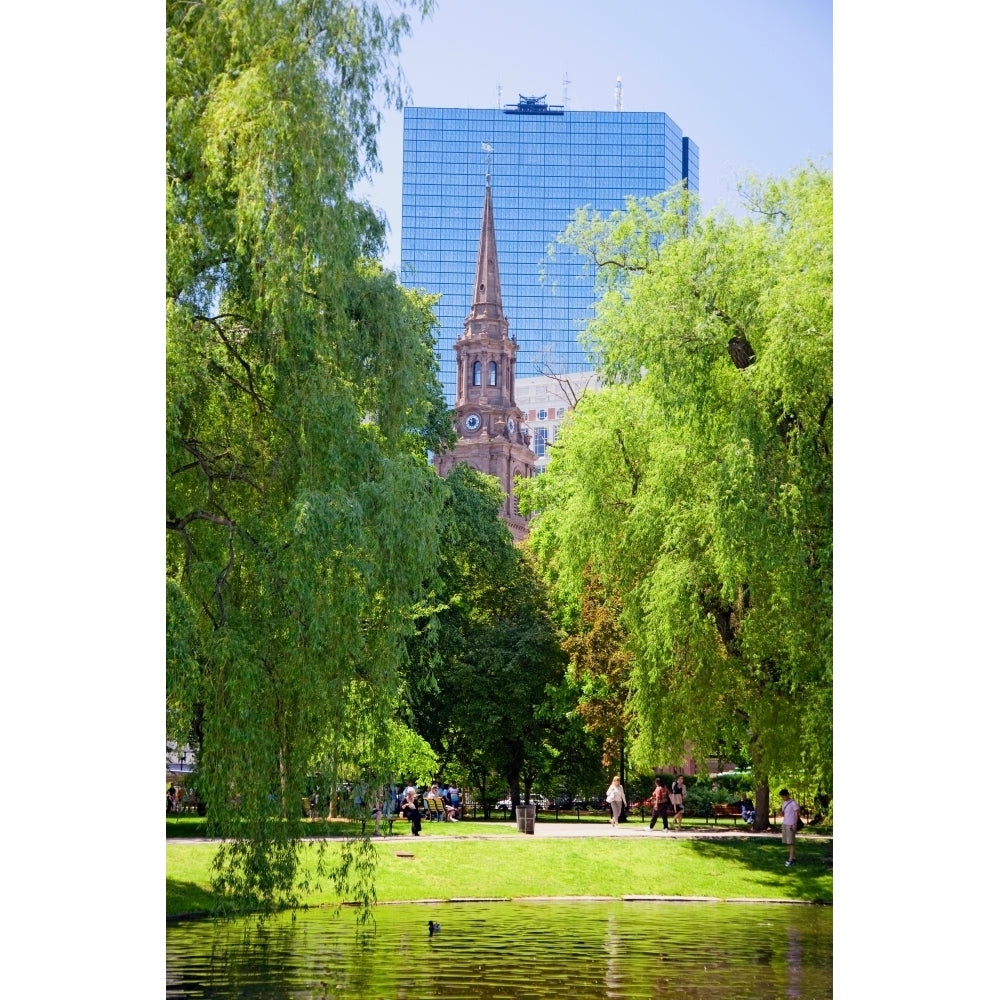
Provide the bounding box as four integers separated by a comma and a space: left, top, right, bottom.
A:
357, 0, 832, 271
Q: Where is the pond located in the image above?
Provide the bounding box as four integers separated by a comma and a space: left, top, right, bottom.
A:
167, 900, 831, 998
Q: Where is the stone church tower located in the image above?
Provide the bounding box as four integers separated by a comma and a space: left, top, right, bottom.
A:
434, 178, 535, 541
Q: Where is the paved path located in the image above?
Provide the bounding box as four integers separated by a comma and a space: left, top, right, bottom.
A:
350, 819, 833, 843
171, 820, 832, 844
378, 826, 830, 841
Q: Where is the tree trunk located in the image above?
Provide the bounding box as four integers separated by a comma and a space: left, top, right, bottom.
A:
507, 776, 521, 811
753, 779, 770, 832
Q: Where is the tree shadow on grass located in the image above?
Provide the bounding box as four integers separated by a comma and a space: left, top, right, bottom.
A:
684, 836, 833, 904
167, 878, 219, 918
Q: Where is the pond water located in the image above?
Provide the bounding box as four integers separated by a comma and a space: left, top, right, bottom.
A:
166, 900, 832, 999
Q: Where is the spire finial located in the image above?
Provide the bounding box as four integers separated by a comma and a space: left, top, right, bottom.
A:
481, 141, 493, 186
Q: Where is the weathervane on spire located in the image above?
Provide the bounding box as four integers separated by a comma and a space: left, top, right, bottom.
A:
481, 141, 493, 186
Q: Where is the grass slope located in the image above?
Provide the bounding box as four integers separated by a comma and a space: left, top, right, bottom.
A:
167, 831, 832, 917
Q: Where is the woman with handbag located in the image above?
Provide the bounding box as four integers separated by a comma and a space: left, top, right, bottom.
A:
605, 775, 625, 827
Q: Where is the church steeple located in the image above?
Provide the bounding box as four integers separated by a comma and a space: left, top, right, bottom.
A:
467, 179, 507, 335
433, 179, 537, 542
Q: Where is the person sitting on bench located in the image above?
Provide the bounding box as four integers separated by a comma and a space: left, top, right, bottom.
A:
425, 783, 457, 821
400, 790, 422, 836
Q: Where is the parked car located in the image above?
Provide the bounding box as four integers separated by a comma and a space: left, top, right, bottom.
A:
494, 795, 549, 811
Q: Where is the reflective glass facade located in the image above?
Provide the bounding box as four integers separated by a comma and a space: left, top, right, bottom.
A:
401, 105, 698, 402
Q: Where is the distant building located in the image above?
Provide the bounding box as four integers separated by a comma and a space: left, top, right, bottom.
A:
515, 371, 601, 472
166, 741, 196, 784
401, 96, 698, 403
433, 178, 536, 541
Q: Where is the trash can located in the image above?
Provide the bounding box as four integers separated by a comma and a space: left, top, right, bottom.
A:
516, 804, 536, 834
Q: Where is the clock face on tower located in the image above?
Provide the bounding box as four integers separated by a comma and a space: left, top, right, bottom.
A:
507, 416, 516, 435
464, 412, 482, 432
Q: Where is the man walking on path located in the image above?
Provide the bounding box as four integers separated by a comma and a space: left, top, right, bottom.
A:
779, 789, 799, 866
648, 776, 670, 830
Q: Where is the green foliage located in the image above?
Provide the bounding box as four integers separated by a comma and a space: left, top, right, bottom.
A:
404, 465, 569, 807
304, 681, 439, 828
531, 673, 607, 800
325, 838, 381, 925
166, 0, 441, 914
562, 571, 633, 773
703, 771, 755, 796
680, 774, 752, 816
521, 166, 832, 793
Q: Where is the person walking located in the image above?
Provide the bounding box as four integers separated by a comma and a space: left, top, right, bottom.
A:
605, 776, 625, 827
670, 775, 687, 829
648, 776, 670, 830
779, 789, 800, 866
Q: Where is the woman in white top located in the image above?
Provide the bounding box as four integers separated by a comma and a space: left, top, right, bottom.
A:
605, 775, 625, 827
670, 776, 686, 829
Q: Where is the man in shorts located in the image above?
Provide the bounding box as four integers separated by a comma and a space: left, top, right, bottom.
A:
779, 788, 800, 866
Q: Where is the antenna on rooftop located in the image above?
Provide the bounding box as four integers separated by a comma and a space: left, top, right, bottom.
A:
497, 81, 503, 110
615, 75, 623, 112
562, 71, 571, 107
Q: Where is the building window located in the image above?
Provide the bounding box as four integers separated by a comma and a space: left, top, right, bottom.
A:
534, 427, 548, 457
401, 108, 696, 406
489, 361, 497, 386
472, 361, 481, 386
538, 409, 548, 420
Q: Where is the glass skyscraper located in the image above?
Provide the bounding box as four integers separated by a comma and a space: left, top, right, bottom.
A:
400, 98, 698, 403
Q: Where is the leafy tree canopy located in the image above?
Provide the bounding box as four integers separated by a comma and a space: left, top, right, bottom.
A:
405, 465, 569, 808
562, 570, 634, 776
166, 0, 442, 913
521, 166, 832, 793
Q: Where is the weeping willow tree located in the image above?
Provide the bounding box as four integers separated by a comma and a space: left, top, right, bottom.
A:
521, 168, 832, 825
166, 0, 446, 912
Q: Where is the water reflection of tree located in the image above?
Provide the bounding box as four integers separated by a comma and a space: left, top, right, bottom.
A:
166, 902, 832, 998
786, 923, 802, 998
603, 911, 626, 995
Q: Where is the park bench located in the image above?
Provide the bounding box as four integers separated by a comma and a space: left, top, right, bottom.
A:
362, 806, 395, 836
711, 803, 747, 826
424, 795, 447, 821
709, 802, 817, 828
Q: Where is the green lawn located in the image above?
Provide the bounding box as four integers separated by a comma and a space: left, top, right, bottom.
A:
167, 824, 832, 917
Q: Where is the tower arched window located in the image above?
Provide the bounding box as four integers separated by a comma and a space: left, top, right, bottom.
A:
489, 361, 497, 386
472, 361, 481, 386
